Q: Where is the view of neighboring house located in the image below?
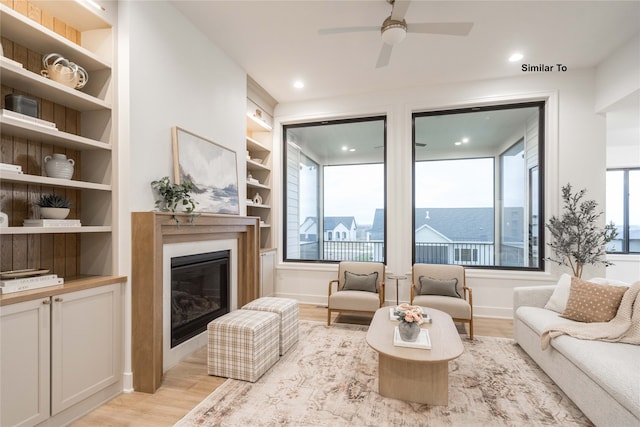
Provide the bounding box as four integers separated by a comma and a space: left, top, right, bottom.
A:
323, 216, 357, 241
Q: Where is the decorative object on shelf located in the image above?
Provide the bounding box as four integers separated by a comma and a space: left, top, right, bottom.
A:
4, 94, 39, 118
546, 183, 617, 278
394, 304, 425, 342
172, 127, 239, 215
150, 176, 197, 213
0, 162, 22, 174
40, 53, 88, 90
36, 193, 71, 219
252, 193, 263, 205
0, 211, 8, 227
44, 153, 75, 179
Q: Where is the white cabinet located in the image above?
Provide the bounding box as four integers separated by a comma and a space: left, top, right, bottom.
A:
260, 249, 276, 297
0, 283, 122, 427
0, 298, 50, 427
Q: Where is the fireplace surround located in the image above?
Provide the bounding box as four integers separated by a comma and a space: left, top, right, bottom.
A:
132, 212, 260, 393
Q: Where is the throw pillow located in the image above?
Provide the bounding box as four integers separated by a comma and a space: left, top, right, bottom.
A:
544, 273, 573, 313
342, 271, 378, 293
418, 276, 460, 298
561, 276, 628, 323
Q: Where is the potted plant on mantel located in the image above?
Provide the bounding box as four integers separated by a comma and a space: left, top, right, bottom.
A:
150, 176, 198, 223
545, 183, 617, 278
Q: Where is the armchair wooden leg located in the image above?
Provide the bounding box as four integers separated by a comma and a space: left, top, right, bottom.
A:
468, 318, 474, 340
327, 308, 331, 326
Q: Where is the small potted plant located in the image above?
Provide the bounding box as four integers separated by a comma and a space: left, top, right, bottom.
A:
546, 183, 617, 278
150, 176, 197, 213
36, 193, 71, 219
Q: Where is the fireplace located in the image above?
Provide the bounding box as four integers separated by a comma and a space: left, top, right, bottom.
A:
170, 250, 230, 348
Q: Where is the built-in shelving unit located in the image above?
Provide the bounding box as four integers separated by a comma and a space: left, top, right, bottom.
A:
246, 100, 274, 249
0, 1, 116, 279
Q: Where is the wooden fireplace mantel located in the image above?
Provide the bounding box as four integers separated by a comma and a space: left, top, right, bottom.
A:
131, 212, 260, 393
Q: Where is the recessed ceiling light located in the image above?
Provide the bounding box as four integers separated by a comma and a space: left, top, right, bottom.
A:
462, 137, 469, 143
349, 148, 356, 152
342, 146, 348, 151
509, 52, 524, 62
454, 141, 462, 146
293, 80, 304, 89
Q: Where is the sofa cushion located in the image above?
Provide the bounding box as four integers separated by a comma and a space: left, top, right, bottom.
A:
561, 277, 627, 322
544, 273, 573, 313
551, 335, 640, 419
545, 275, 629, 314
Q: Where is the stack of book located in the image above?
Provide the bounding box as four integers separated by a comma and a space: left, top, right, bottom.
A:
0, 162, 22, 174
1, 108, 57, 130
23, 219, 81, 227
0, 269, 64, 294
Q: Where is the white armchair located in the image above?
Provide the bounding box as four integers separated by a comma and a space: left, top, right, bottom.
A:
411, 263, 473, 339
327, 261, 385, 326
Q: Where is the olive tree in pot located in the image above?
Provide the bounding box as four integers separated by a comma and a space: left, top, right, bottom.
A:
545, 183, 617, 278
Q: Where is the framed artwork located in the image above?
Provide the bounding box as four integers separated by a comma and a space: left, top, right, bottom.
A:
172, 127, 239, 214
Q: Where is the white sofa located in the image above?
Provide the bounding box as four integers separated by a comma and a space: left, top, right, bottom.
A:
513, 285, 640, 427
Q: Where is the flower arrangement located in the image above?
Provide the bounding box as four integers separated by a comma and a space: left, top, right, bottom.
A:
394, 303, 425, 324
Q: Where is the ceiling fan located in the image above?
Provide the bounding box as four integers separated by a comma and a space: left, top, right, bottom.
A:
318, 0, 474, 68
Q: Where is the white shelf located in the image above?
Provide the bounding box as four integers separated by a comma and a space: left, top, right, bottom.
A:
247, 181, 270, 190
246, 136, 269, 152
0, 5, 111, 71
0, 116, 111, 151
246, 113, 272, 131
247, 203, 270, 209
0, 172, 111, 191
1, 226, 112, 235
0, 60, 111, 111
247, 159, 270, 171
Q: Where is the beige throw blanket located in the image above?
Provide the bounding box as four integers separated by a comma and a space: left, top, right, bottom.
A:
541, 281, 640, 350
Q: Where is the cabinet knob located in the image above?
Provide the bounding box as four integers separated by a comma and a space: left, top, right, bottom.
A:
42, 299, 51, 305
54, 297, 63, 302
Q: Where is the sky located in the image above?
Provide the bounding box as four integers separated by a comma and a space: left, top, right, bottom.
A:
321, 158, 495, 226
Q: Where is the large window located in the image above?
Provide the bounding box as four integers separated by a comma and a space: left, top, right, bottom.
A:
284, 117, 386, 262
413, 102, 545, 270
607, 168, 640, 253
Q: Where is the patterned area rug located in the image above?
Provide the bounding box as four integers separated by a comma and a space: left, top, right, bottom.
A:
175, 321, 592, 427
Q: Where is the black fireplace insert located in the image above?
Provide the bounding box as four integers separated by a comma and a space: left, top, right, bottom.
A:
170, 250, 230, 347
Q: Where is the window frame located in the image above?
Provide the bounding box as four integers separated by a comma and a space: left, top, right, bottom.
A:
282, 115, 388, 264
411, 101, 546, 271
607, 167, 639, 254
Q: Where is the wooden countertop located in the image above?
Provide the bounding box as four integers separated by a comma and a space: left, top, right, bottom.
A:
0, 275, 127, 306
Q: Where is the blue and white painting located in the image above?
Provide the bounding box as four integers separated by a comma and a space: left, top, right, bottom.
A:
173, 127, 239, 214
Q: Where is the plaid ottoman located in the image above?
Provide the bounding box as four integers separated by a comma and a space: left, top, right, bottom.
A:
241, 297, 299, 355
207, 309, 279, 382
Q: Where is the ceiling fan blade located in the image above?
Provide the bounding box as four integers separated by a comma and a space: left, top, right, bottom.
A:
406, 22, 474, 36
390, 0, 411, 21
376, 43, 393, 68
318, 26, 379, 35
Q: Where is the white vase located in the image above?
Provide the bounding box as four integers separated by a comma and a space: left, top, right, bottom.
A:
44, 153, 74, 179
398, 321, 420, 342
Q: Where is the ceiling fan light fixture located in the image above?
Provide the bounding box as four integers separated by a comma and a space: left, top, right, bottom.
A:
381, 20, 407, 45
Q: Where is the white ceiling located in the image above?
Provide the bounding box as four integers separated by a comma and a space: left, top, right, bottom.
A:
170, 0, 639, 104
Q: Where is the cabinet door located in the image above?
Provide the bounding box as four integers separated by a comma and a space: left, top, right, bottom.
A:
51, 284, 121, 415
0, 298, 51, 427
260, 250, 276, 297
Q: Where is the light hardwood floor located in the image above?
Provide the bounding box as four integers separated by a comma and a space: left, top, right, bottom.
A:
72, 304, 513, 426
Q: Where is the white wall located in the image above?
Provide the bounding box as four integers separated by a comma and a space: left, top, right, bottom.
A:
273, 69, 607, 319
598, 33, 640, 284
118, 0, 246, 391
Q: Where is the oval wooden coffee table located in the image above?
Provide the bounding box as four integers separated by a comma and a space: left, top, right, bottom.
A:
366, 306, 464, 405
